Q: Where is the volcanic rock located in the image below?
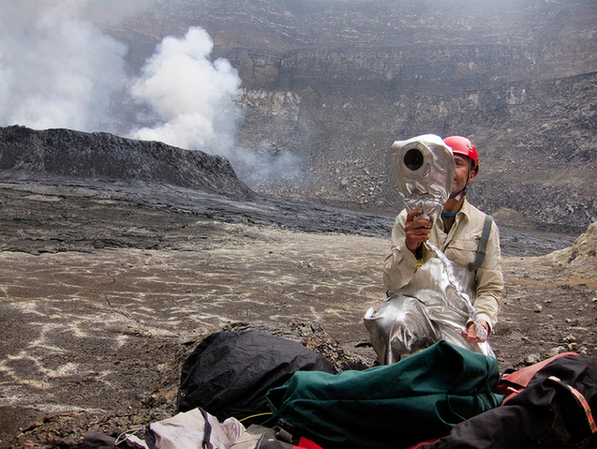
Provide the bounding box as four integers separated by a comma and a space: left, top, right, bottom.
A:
0, 125, 252, 198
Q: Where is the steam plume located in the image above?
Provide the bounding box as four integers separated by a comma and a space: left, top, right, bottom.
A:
129, 27, 242, 155
0, 2, 127, 131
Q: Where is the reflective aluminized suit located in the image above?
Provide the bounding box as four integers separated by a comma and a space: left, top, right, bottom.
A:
365, 198, 503, 363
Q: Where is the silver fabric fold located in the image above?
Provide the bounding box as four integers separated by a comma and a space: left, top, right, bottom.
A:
364, 257, 494, 364
427, 242, 488, 342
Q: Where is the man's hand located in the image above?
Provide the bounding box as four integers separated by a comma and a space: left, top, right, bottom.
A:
462, 320, 489, 343
405, 209, 432, 253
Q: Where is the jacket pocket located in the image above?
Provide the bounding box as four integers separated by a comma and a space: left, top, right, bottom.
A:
444, 237, 479, 265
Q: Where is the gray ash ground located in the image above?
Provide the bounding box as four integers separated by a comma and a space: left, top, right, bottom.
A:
0, 173, 594, 448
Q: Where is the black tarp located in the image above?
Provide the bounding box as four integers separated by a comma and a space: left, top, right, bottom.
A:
177, 330, 336, 421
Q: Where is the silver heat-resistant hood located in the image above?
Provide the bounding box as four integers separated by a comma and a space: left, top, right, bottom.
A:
390, 134, 455, 225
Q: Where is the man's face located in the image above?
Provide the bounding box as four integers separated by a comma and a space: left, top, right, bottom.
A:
452, 153, 477, 195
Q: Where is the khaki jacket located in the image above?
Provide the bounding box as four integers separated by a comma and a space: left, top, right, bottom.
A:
383, 199, 503, 331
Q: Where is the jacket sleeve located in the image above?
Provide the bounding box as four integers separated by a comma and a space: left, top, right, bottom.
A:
383, 210, 421, 294
473, 221, 503, 332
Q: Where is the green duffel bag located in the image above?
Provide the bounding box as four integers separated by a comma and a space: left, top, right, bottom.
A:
266, 341, 503, 449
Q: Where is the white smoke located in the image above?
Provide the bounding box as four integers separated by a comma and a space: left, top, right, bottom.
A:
129, 27, 243, 155
0, 1, 302, 186
229, 139, 303, 187
0, 1, 127, 131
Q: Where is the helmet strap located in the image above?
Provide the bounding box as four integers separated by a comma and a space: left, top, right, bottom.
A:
450, 188, 466, 201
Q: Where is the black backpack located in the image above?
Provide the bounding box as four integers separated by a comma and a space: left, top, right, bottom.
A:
417, 353, 597, 448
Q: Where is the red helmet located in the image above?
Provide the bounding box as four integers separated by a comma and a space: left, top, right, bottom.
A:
444, 135, 479, 171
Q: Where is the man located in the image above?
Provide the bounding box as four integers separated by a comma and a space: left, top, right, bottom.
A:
378, 135, 503, 358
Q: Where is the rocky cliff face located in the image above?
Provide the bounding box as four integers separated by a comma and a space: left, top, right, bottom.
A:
0, 126, 252, 198
235, 64, 597, 234
91, 0, 597, 233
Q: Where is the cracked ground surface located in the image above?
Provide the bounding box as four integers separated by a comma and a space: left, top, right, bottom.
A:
0, 176, 595, 448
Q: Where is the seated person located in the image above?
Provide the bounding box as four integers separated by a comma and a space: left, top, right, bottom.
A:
366, 136, 503, 363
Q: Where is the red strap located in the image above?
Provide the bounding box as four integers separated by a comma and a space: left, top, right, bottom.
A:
498, 352, 578, 403
295, 437, 325, 449
406, 437, 442, 448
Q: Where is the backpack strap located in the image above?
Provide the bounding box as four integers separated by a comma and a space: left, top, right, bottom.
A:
497, 352, 579, 402
468, 215, 493, 271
